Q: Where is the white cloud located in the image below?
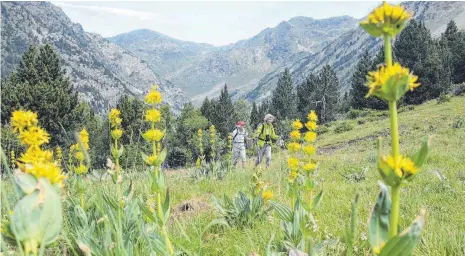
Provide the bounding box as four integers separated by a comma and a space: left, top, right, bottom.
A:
53, 2, 157, 20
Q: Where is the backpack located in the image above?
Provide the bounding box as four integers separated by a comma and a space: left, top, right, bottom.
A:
232, 128, 248, 148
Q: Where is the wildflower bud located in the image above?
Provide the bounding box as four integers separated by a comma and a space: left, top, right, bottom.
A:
360, 2, 412, 37
366, 63, 420, 102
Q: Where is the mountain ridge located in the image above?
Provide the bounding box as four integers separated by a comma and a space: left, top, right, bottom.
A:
1, 1, 187, 114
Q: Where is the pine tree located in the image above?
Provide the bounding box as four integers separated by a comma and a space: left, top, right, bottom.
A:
350, 50, 372, 109
395, 20, 449, 104
249, 102, 260, 129
313, 65, 339, 123
271, 68, 296, 120
257, 100, 271, 128
1, 44, 83, 147
212, 84, 236, 137
233, 100, 250, 124
350, 49, 387, 110
297, 74, 317, 119
441, 20, 465, 84
200, 97, 214, 122
116, 95, 148, 144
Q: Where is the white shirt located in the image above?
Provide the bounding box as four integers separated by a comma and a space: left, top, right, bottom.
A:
232, 128, 248, 144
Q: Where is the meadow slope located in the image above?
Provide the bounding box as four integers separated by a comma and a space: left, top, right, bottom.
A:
2, 95, 464, 255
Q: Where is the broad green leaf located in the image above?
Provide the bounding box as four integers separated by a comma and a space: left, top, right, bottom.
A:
269, 200, 293, 222
14, 172, 37, 196
155, 148, 168, 166
141, 152, 150, 164
162, 191, 170, 224
368, 182, 391, 252
311, 191, 323, 210
412, 136, 431, 168
118, 145, 124, 158
379, 209, 426, 256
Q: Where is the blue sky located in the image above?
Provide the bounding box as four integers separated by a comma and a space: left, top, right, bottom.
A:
53, 1, 387, 46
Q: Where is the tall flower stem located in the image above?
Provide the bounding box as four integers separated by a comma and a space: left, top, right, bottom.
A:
389, 185, 401, 238
384, 35, 393, 68
385, 34, 401, 239
157, 192, 174, 255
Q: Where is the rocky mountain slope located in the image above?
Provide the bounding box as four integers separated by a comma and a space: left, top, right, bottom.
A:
1, 1, 187, 114
246, 1, 465, 102
110, 16, 359, 103
107, 29, 215, 77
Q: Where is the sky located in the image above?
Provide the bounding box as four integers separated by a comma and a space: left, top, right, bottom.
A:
53, 1, 386, 46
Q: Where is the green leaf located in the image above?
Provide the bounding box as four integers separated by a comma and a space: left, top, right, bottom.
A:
154, 148, 167, 166
311, 191, 323, 210
368, 182, 391, 252
269, 200, 293, 222
118, 145, 124, 158
141, 152, 150, 164
14, 172, 38, 196
360, 23, 384, 37
379, 209, 426, 256
11, 178, 63, 245
124, 181, 135, 203
412, 136, 431, 169
162, 191, 170, 224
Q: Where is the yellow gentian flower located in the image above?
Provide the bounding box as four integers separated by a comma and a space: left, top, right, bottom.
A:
145, 109, 161, 123
11, 110, 38, 132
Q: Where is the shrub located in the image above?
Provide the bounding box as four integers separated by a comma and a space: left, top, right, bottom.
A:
334, 122, 354, 134
453, 83, 465, 96
166, 147, 189, 168
317, 125, 330, 134
347, 108, 367, 119
437, 93, 451, 104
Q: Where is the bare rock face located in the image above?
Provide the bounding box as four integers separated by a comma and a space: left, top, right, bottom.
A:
1, 1, 187, 114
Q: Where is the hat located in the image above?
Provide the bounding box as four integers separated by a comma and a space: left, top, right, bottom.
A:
236, 121, 246, 127
264, 114, 275, 122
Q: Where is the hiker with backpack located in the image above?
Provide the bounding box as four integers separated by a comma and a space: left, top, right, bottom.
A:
255, 114, 279, 168
232, 121, 249, 168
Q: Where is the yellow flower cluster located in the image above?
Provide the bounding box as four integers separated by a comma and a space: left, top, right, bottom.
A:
55, 146, 62, 168
145, 85, 163, 105
145, 109, 161, 123
287, 111, 319, 183
10, 150, 16, 169
142, 85, 164, 168
143, 129, 164, 142
262, 190, 273, 201
366, 62, 420, 100
109, 109, 122, 128
109, 108, 123, 141
69, 128, 90, 175
360, 2, 412, 37
381, 155, 418, 178
210, 125, 216, 159
228, 133, 232, 150
11, 110, 38, 132
197, 128, 204, 159
11, 110, 64, 186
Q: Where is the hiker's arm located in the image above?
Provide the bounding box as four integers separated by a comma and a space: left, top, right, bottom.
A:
271, 126, 278, 140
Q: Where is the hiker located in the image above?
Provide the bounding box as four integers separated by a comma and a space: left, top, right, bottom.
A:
232, 121, 249, 168
255, 114, 279, 168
